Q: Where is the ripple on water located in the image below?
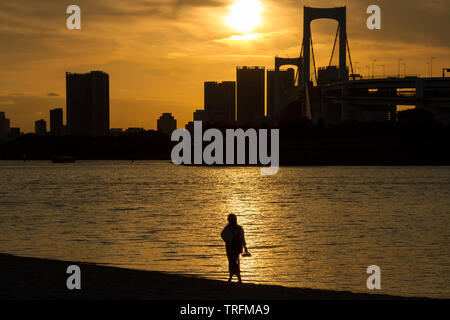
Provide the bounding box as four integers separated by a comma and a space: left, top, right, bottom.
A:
0, 162, 449, 298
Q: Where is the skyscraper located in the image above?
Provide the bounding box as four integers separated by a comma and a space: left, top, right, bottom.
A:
193, 109, 206, 122
50, 108, 63, 136
236, 66, 265, 124
204, 81, 235, 124
157, 113, 177, 136
35, 119, 46, 136
0, 112, 10, 138
66, 71, 110, 136
267, 68, 295, 119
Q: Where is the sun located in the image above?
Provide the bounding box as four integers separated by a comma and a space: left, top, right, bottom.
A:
226, 0, 263, 33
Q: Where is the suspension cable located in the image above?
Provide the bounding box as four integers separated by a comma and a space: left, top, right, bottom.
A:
346, 37, 354, 79
329, 25, 339, 66
310, 35, 318, 84
296, 40, 303, 86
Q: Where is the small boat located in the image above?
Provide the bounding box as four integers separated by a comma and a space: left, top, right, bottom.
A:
51, 155, 76, 163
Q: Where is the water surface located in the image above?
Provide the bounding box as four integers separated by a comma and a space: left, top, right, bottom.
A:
0, 161, 449, 298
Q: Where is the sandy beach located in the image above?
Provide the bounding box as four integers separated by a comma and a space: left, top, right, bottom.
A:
0, 253, 420, 300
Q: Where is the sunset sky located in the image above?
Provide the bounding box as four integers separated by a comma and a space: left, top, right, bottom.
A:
0, 0, 449, 132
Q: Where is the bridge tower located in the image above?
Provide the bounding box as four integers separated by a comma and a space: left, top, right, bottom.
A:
273, 56, 302, 118
301, 6, 349, 120
302, 6, 348, 87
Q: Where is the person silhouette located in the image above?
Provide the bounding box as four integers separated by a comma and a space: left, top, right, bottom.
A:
220, 214, 248, 283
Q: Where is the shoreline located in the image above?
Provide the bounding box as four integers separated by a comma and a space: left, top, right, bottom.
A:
0, 253, 426, 300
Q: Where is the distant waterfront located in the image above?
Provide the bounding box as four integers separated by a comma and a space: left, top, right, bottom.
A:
2, 116, 450, 166
0, 161, 449, 298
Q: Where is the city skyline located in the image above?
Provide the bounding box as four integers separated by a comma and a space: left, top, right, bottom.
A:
0, 0, 449, 132
0, 63, 301, 135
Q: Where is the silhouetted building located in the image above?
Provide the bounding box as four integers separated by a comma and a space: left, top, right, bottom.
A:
50, 108, 63, 136
35, 119, 46, 136
193, 109, 206, 122
185, 121, 194, 133
237, 66, 265, 124
157, 113, 177, 136
317, 66, 348, 85
204, 81, 235, 124
267, 68, 295, 119
10, 127, 21, 139
110, 128, 124, 135
66, 71, 110, 136
0, 112, 10, 138
125, 127, 145, 134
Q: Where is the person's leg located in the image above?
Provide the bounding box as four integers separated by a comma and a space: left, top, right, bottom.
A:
236, 258, 242, 283
227, 258, 232, 282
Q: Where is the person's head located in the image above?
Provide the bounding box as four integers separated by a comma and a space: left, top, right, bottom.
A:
227, 214, 237, 225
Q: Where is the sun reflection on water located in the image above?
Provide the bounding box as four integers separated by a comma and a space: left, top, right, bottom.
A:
0, 161, 449, 298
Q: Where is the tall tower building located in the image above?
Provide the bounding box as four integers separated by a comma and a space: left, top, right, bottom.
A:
204, 81, 235, 124
236, 66, 265, 124
267, 68, 295, 119
193, 109, 206, 122
35, 119, 46, 136
157, 113, 177, 136
66, 71, 110, 136
0, 112, 10, 138
50, 108, 63, 136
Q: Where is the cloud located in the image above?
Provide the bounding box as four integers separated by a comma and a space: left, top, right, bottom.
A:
175, 0, 226, 7
272, 0, 450, 48
0, 0, 449, 131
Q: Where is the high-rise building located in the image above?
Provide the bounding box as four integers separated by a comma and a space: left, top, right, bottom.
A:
66, 71, 109, 136
267, 68, 295, 119
236, 66, 265, 124
35, 119, 46, 135
185, 121, 194, 133
50, 108, 63, 136
0, 112, 10, 138
193, 109, 206, 122
157, 113, 177, 136
204, 81, 235, 124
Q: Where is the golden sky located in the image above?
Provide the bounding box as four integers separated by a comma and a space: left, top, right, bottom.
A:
0, 0, 449, 132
